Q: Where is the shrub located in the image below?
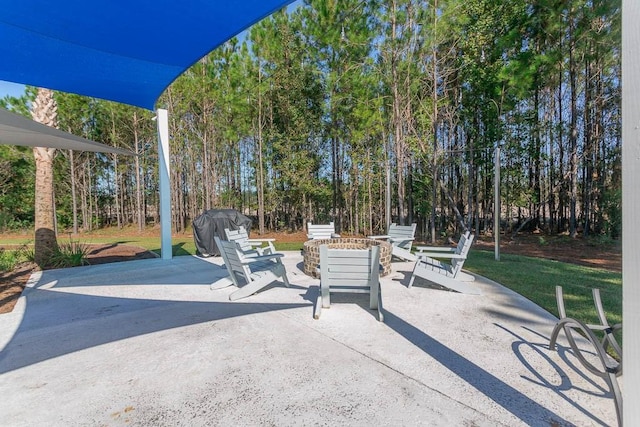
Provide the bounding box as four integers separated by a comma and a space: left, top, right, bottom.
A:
47, 241, 90, 268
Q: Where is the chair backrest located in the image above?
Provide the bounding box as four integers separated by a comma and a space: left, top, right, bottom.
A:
455, 230, 472, 253
214, 236, 251, 286
320, 245, 380, 290
307, 222, 336, 240
451, 233, 474, 277
224, 226, 254, 253
387, 223, 417, 250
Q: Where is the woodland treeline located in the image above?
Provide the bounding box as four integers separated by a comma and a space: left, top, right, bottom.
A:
0, 0, 621, 241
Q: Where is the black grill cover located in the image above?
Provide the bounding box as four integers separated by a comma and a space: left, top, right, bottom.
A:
192, 209, 252, 257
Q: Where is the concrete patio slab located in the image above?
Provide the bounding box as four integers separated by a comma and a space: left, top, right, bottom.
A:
0, 252, 619, 426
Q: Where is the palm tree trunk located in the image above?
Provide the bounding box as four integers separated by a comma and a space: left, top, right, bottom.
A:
33, 146, 57, 264
31, 88, 59, 266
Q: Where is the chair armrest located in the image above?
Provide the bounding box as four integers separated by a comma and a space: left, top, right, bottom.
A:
416, 246, 457, 253
389, 237, 415, 243
368, 235, 390, 240
247, 238, 276, 243
418, 252, 466, 260
241, 253, 284, 264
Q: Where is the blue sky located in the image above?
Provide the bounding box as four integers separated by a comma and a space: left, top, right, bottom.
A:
0, 80, 25, 98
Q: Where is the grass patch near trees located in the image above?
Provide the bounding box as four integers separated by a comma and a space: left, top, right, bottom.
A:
0, 247, 31, 272
272, 242, 304, 251
0, 234, 197, 258
0, 234, 300, 262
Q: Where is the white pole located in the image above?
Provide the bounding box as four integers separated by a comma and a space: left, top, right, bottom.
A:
494, 146, 500, 261
157, 108, 172, 260
386, 141, 391, 229
622, 1, 639, 423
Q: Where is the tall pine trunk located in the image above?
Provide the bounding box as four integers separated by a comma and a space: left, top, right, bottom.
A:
69, 150, 78, 235
569, 11, 579, 238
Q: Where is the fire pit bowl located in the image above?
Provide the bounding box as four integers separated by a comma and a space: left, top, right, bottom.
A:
303, 237, 393, 278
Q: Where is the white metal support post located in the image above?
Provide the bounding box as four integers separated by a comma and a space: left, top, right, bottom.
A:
157, 108, 172, 260
622, 1, 638, 423
385, 142, 391, 230
494, 146, 500, 261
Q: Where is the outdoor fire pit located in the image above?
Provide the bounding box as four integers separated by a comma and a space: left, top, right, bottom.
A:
303, 237, 393, 278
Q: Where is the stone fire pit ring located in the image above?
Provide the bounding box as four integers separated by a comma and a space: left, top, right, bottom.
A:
303, 237, 393, 278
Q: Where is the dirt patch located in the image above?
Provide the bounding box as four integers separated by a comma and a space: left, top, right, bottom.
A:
472, 234, 621, 273
84, 243, 158, 265
0, 233, 621, 314
0, 262, 36, 314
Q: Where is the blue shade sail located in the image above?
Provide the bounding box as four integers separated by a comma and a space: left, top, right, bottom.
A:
0, 0, 294, 110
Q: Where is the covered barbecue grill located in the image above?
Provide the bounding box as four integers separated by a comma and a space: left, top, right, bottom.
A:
192, 209, 252, 257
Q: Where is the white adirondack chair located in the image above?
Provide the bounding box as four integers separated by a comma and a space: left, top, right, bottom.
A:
307, 222, 340, 240
314, 245, 383, 321
416, 230, 471, 254
212, 236, 290, 301
409, 233, 479, 294
414, 230, 474, 282
224, 226, 275, 256
369, 223, 417, 262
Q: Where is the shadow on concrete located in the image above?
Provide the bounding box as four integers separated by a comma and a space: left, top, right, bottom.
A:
0, 291, 308, 374
383, 310, 572, 426
498, 324, 612, 426
0, 256, 309, 374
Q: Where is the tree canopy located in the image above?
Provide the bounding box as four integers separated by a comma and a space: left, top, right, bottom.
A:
0, 0, 621, 240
